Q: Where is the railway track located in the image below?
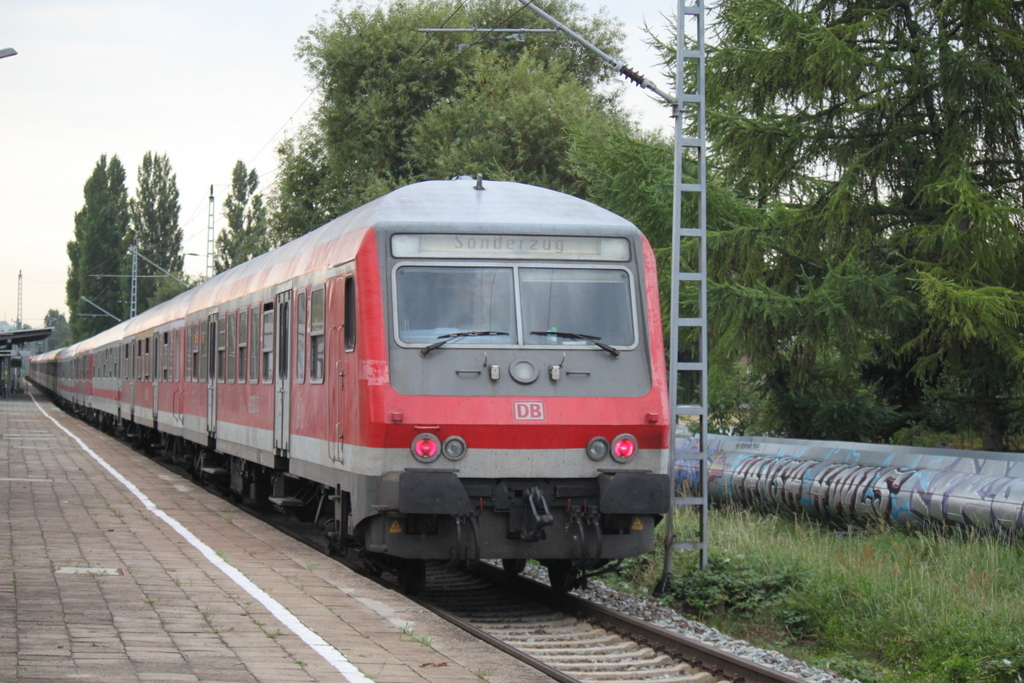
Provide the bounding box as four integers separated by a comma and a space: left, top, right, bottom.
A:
235, 489, 807, 683
114, 428, 807, 683
410, 562, 808, 683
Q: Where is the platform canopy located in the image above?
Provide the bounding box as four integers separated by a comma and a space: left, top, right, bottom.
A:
0, 327, 53, 352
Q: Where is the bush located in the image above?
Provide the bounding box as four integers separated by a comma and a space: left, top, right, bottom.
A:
670, 554, 803, 617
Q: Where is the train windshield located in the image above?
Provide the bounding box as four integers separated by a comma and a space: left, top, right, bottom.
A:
395, 266, 516, 345
394, 265, 635, 348
521, 268, 634, 347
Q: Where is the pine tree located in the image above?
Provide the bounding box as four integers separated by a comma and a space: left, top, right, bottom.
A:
130, 152, 183, 309
66, 155, 131, 340
214, 161, 268, 274
680, 0, 1024, 447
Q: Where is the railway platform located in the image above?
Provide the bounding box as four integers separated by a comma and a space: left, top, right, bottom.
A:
0, 389, 552, 683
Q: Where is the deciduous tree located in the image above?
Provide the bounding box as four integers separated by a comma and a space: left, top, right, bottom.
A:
43, 309, 72, 349
215, 161, 268, 273
66, 155, 131, 340
649, 0, 1024, 447
272, 0, 625, 242
130, 152, 183, 309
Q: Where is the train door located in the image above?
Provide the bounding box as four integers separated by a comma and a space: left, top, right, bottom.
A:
324, 280, 343, 463
274, 290, 292, 453
173, 327, 184, 428
129, 340, 136, 421
326, 272, 354, 464
207, 314, 218, 436
152, 333, 159, 429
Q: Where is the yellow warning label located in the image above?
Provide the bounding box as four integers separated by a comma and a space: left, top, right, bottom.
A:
632, 517, 644, 531
389, 520, 402, 533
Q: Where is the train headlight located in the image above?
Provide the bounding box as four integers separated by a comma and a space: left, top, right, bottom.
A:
411, 433, 440, 462
509, 360, 538, 384
610, 434, 638, 462
442, 436, 467, 461
586, 436, 610, 461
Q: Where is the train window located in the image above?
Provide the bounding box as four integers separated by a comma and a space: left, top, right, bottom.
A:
262, 303, 274, 383
200, 321, 208, 382
208, 318, 218, 382
191, 324, 200, 382
277, 297, 290, 381
185, 325, 191, 381
250, 306, 259, 382
137, 340, 143, 380
217, 314, 227, 383
159, 331, 167, 382
309, 286, 325, 383
238, 310, 248, 384
521, 268, 635, 347
227, 313, 236, 384
395, 266, 514, 345
344, 276, 356, 352
174, 328, 179, 383
296, 290, 306, 384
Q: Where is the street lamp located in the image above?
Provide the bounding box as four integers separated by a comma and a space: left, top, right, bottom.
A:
0, 48, 17, 60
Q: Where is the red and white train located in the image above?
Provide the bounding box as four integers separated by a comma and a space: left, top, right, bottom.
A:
31, 176, 670, 592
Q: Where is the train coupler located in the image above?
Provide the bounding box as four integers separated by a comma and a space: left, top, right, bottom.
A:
517, 486, 554, 542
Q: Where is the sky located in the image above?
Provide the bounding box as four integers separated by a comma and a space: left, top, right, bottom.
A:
0, 0, 679, 329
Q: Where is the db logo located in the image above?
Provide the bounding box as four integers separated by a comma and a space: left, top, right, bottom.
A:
513, 401, 545, 421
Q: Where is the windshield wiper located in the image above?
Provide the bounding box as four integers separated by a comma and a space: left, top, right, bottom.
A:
420, 330, 506, 356
529, 330, 620, 357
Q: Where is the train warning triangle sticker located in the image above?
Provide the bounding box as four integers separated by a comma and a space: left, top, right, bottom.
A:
389, 520, 402, 533
632, 517, 644, 530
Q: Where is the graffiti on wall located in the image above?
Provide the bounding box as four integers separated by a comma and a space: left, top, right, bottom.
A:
674, 436, 1024, 531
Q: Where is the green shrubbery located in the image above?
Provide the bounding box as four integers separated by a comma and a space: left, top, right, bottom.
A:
617, 507, 1024, 682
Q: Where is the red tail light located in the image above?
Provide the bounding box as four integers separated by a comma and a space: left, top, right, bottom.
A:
411, 433, 440, 462
611, 434, 638, 462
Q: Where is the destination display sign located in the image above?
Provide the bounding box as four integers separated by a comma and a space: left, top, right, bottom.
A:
391, 233, 631, 261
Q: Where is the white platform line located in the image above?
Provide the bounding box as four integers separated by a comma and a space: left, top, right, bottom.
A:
31, 395, 372, 683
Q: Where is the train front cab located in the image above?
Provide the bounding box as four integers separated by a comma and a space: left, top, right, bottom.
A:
350, 226, 671, 589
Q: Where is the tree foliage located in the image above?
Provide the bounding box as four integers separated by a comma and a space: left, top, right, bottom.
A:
43, 309, 72, 349
130, 151, 183, 309
215, 161, 269, 273
651, 0, 1024, 447
66, 155, 131, 341
271, 0, 626, 242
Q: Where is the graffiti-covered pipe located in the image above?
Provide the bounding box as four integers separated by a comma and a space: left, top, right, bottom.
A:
674, 436, 1024, 531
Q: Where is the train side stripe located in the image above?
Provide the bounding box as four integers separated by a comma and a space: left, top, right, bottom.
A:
30, 395, 374, 683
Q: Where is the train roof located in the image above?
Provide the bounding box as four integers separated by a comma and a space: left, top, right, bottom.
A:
367, 176, 637, 233
43, 178, 642, 357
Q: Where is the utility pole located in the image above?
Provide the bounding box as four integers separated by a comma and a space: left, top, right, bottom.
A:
206, 185, 215, 279
16, 270, 22, 329
130, 243, 139, 319
92, 245, 190, 321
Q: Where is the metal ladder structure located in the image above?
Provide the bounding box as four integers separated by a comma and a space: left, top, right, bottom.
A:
664, 0, 709, 576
